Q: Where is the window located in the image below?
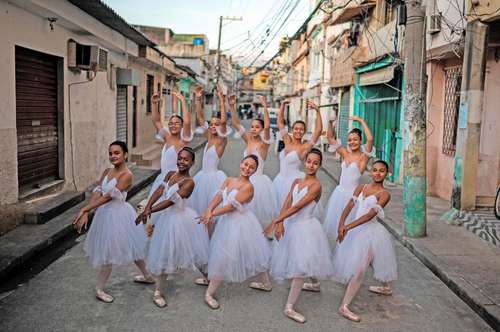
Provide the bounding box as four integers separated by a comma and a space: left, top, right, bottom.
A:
442, 66, 462, 155
146, 75, 154, 113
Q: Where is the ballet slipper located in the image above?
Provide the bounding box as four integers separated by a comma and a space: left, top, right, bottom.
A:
338, 304, 361, 322
302, 282, 321, 292
152, 290, 167, 308
133, 275, 155, 284
204, 293, 220, 310
249, 281, 272, 292
95, 289, 114, 303
284, 304, 306, 324
368, 285, 392, 296
195, 277, 209, 286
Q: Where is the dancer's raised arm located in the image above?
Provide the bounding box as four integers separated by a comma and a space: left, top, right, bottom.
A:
258, 95, 271, 143
327, 117, 348, 158
172, 90, 192, 141
229, 94, 247, 141
151, 94, 164, 133
217, 86, 228, 133
351, 116, 374, 154
194, 86, 206, 133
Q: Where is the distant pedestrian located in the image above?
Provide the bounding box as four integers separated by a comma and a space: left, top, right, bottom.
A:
198, 155, 272, 310
229, 94, 279, 232
264, 148, 333, 324
147, 90, 193, 201
333, 160, 397, 322
135, 147, 209, 308
73, 141, 152, 303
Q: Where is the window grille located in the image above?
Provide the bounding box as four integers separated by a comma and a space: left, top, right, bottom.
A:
442, 66, 462, 155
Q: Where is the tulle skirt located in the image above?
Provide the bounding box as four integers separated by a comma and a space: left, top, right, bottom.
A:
189, 170, 227, 215
271, 216, 333, 280
84, 201, 147, 268
208, 210, 271, 282
248, 174, 278, 228
323, 185, 356, 239
147, 206, 209, 275
272, 171, 304, 209
332, 220, 397, 283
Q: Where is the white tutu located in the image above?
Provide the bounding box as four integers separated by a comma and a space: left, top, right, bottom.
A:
332, 194, 397, 283
323, 161, 362, 238
248, 173, 279, 228
271, 216, 333, 280
147, 204, 209, 275
189, 170, 226, 215
208, 188, 271, 282
84, 177, 147, 268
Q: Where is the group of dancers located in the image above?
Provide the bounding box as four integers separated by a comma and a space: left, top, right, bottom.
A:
73, 86, 398, 324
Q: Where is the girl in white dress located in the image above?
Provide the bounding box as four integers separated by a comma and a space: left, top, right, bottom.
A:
264, 149, 333, 324
198, 155, 272, 310
273, 100, 322, 208
147, 90, 193, 200
334, 160, 397, 322
73, 141, 151, 303
229, 95, 278, 230
136, 147, 209, 308
323, 115, 375, 240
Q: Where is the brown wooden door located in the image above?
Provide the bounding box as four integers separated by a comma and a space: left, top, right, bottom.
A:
15, 46, 60, 188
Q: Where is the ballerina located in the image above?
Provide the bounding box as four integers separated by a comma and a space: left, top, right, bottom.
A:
198, 155, 272, 309
147, 89, 193, 200
135, 147, 209, 308
229, 94, 278, 230
73, 141, 152, 303
273, 99, 322, 208
334, 160, 397, 322
189, 85, 230, 227
264, 148, 333, 324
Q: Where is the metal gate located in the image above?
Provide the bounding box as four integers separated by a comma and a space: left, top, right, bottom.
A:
337, 89, 350, 144
15, 46, 60, 188
116, 85, 128, 143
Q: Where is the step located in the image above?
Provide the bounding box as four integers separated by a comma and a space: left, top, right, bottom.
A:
0, 167, 160, 284
130, 144, 159, 162
141, 146, 162, 161
23, 191, 86, 225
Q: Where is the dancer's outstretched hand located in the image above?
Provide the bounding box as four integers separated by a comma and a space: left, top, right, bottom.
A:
275, 222, 285, 241
73, 210, 89, 234
263, 222, 275, 238
337, 224, 347, 243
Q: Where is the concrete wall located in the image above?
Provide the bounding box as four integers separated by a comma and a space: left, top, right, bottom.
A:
0, 1, 137, 204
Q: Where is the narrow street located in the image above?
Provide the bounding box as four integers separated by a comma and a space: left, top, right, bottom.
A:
0, 129, 491, 331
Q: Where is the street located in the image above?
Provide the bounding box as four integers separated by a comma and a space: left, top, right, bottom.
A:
0, 132, 491, 332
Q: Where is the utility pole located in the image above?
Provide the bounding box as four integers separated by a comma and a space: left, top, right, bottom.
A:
402, 0, 427, 238
215, 16, 242, 85
451, 21, 488, 211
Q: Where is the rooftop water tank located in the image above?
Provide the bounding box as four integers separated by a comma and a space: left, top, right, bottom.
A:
193, 38, 204, 45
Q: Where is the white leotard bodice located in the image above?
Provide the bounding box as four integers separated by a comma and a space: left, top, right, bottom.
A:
202, 144, 221, 173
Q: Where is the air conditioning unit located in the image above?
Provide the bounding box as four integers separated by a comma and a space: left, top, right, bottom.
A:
68, 40, 108, 71
427, 13, 441, 34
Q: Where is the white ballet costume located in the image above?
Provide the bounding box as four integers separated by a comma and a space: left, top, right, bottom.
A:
189, 144, 227, 215
208, 187, 271, 282
271, 184, 333, 281
332, 192, 397, 283
148, 128, 193, 199
84, 176, 147, 268
272, 150, 304, 209
323, 161, 363, 239
147, 181, 209, 275
244, 149, 279, 228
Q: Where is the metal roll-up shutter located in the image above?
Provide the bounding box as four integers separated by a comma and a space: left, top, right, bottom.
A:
15, 46, 59, 188
116, 85, 128, 143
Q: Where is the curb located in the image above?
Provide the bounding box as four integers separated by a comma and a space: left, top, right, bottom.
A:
322, 161, 499, 330
0, 140, 207, 285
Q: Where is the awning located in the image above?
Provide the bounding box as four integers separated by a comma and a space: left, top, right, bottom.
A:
331, 1, 376, 25
359, 65, 396, 86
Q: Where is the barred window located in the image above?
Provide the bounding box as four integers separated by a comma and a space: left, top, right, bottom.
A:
442, 66, 462, 155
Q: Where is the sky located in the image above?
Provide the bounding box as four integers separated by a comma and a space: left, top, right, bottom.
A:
102, 0, 312, 65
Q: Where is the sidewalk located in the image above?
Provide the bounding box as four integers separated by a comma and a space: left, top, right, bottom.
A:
321, 154, 500, 330
0, 138, 207, 285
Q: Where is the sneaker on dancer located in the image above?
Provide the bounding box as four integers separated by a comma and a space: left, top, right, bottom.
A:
73, 141, 152, 303
333, 160, 397, 322
198, 155, 272, 309
229, 95, 278, 231
147, 91, 193, 201
273, 100, 323, 209
323, 116, 375, 240
264, 149, 333, 324
136, 147, 209, 308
